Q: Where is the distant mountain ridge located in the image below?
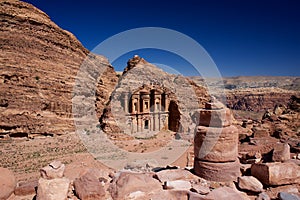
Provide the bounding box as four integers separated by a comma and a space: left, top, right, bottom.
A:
190, 76, 300, 112
190, 76, 300, 91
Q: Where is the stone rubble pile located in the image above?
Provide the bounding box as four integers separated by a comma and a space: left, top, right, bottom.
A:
1, 147, 300, 200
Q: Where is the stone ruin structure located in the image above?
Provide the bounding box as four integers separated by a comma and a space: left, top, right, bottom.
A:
122, 84, 170, 134
101, 55, 203, 136
194, 100, 240, 182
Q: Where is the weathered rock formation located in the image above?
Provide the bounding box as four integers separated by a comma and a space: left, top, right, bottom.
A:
190, 76, 300, 113
0, 0, 118, 138
194, 101, 240, 182
100, 55, 209, 136
226, 88, 300, 112
36, 161, 70, 200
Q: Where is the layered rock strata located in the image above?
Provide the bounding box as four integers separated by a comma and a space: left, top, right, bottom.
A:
0, 0, 117, 138
226, 88, 300, 112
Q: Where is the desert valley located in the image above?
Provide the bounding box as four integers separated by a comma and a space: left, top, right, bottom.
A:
0, 0, 300, 200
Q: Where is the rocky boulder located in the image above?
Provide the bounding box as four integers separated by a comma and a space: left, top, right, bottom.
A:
109, 171, 162, 200
74, 170, 105, 200
251, 162, 300, 186
238, 176, 263, 193
163, 180, 191, 190
256, 192, 271, 200
14, 180, 38, 196
278, 192, 300, 200
272, 143, 290, 162
36, 177, 70, 200
40, 160, 65, 180
252, 126, 270, 138
191, 185, 211, 195
149, 190, 190, 200
206, 187, 244, 200
36, 161, 70, 200
0, 167, 16, 200
155, 169, 198, 183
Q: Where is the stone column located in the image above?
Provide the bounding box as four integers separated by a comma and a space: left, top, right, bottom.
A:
137, 115, 141, 132
164, 94, 169, 112
164, 113, 169, 129
151, 115, 155, 131
123, 93, 128, 113
194, 101, 240, 182
158, 113, 161, 131
130, 117, 134, 134
154, 94, 160, 131
137, 95, 140, 113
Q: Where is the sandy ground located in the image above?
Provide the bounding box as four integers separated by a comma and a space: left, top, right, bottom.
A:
0, 131, 189, 182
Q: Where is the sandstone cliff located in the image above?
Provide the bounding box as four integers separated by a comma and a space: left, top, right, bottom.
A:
0, 0, 117, 138
190, 76, 300, 112
226, 88, 300, 112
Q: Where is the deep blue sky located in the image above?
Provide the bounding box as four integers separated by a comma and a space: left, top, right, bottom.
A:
23, 0, 300, 76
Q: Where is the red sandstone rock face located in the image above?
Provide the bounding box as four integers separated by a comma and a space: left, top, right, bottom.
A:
190, 76, 300, 113
187, 78, 210, 108
0, 0, 117, 137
